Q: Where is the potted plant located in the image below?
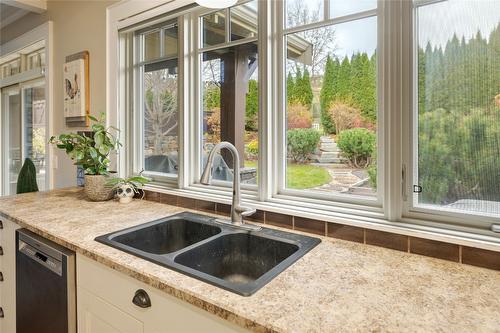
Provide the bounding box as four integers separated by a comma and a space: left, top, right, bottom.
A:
105, 175, 151, 204
49, 113, 121, 201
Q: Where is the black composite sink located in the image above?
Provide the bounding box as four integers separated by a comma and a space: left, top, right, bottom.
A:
95, 212, 320, 296
111, 218, 221, 254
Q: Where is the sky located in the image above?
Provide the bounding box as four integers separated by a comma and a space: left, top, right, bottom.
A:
418, 0, 500, 48
287, 0, 500, 58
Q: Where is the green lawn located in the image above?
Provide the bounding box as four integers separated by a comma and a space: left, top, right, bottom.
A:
286, 163, 332, 189
244, 161, 331, 189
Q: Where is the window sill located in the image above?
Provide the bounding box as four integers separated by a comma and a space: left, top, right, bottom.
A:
144, 184, 500, 252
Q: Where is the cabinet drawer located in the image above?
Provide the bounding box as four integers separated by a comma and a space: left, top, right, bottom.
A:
78, 287, 144, 333
77, 255, 248, 333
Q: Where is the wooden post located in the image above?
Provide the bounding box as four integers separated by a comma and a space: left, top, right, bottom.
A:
219, 45, 254, 169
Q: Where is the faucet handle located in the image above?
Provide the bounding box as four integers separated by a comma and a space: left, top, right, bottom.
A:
241, 207, 257, 217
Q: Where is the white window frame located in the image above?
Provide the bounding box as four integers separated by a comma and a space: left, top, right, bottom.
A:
401, 0, 500, 231
189, 1, 260, 196
133, 19, 181, 183
273, 0, 383, 211
108, 0, 500, 248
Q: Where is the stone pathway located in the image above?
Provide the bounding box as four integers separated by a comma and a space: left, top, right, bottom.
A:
312, 136, 347, 164
309, 163, 376, 196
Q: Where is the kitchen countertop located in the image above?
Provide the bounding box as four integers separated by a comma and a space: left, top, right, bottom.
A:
1, 188, 499, 333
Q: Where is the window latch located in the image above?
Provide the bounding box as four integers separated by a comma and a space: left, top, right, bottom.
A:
491, 225, 500, 233
413, 185, 422, 193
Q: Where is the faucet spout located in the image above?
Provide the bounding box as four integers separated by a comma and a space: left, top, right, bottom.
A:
200, 142, 259, 230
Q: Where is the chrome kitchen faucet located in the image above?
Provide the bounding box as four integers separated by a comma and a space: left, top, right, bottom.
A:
200, 142, 260, 231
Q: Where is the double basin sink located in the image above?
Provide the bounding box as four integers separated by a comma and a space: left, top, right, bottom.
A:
95, 212, 320, 296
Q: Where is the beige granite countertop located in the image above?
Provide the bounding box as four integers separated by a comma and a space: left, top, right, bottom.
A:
1, 188, 499, 333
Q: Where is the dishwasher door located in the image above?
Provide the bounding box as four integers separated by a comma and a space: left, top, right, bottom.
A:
16, 229, 76, 333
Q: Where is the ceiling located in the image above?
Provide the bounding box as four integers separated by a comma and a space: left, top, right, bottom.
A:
0, 3, 30, 29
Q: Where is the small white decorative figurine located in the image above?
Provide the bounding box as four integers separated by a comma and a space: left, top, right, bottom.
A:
105, 174, 151, 204
117, 183, 135, 204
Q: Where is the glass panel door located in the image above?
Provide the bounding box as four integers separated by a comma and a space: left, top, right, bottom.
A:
1, 87, 22, 195
23, 83, 47, 191
1, 81, 47, 195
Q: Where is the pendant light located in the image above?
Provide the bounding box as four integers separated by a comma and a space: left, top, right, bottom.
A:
196, 0, 237, 9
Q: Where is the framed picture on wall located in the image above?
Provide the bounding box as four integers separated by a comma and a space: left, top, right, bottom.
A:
63, 51, 89, 127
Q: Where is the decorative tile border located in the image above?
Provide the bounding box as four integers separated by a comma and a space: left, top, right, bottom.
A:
144, 190, 500, 271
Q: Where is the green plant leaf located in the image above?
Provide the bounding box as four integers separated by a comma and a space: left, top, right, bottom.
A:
88, 115, 98, 122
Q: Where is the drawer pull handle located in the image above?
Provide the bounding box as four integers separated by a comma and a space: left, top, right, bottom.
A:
132, 289, 151, 308
0, 307, 3, 318
0, 272, 3, 281
0, 220, 3, 229
0, 246, 3, 255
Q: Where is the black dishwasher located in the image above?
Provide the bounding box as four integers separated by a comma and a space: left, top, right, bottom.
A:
16, 229, 76, 333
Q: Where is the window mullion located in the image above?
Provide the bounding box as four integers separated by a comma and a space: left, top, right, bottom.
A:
324, 0, 330, 20
275, 0, 286, 198
383, 0, 409, 221
178, 15, 187, 189
258, 0, 272, 201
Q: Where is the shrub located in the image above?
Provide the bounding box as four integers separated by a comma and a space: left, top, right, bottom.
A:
367, 151, 377, 189
287, 103, 312, 129
337, 128, 376, 168
287, 128, 321, 163
328, 102, 362, 133
205, 109, 220, 144
246, 139, 259, 159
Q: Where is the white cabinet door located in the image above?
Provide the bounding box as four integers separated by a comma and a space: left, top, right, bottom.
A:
77, 255, 249, 333
78, 287, 144, 333
0, 217, 20, 333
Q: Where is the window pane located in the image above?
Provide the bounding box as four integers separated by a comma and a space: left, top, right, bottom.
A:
286, 0, 324, 28
201, 41, 259, 185
201, 11, 226, 47
144, 31, 160, 61
143, 60, 179, 175
415, 0, 500, 215
230, 0, 258, 41
329, 0, 376, 19
163, 25, 178, 57
23, 85, 46, 191
285, 17, 377, 198
2, 90, 21, 194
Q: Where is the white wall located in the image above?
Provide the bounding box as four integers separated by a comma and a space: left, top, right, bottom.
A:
1, 0, 118, 189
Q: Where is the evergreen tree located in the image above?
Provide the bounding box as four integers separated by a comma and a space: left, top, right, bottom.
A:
320, 56, 339, 133
245, 79, 258, 131
337, 56, 352, 102
416, 23, 500, 205
292, 67, 303, 104
487, 24, 500, 104
351, 53, 376, 122
286, 72, 296, 104
300, 68, 314, 108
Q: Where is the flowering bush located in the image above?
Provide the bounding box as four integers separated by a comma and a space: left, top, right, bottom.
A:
287, 103, 312, 129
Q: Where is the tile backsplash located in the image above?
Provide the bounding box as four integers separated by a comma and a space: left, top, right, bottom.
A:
144, 190, 500, 271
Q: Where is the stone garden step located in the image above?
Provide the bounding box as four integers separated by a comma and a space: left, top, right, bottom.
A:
317, 157, 345, 163
311, 154, 347, 163
320, 143, 338, 152
319, 151, 341, 158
